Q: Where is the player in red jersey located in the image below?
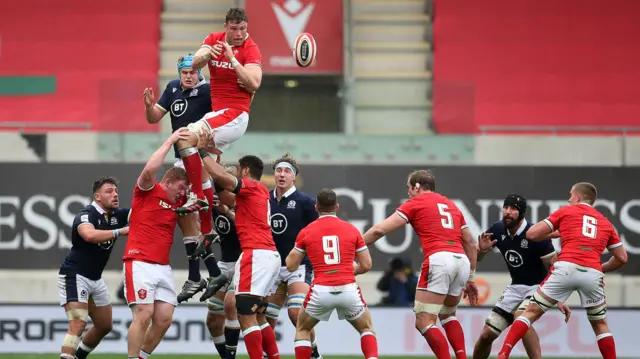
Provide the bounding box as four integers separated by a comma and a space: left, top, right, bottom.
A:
170, 8, 263, 248
122, 129, 191, 359
285, 188, 379, 359
363, 170, 479, 359
497, 182, 628, 359
191, 134, 280, 359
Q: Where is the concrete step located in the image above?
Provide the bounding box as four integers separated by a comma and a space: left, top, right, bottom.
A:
354, 52, 430, 72
354, 13, 430, 25
163, 0, 233, 13
354, 79, 432, 106
355, 108, 431, 133
161, 24, 215, 41
161, 12, 225, 23
353, 0, 427, 14
353, 24, 430, 43
354, 70, 432, 80
353, 41, 430, 52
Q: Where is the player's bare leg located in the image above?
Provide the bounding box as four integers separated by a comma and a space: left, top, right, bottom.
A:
206, 290, 229, 359
347, 310, 379, 359
437, 294, 467, 359
586, 304, 617, 359
224, 291, 241, 359
472, 323, 500, 359
127, 304, 154, 359
473, 305, 540, 359
236, 294, 270, 359
413, 290, 451, 359
294, 308, 320, 359
75, 299, 113, 359
178, 214, 207, 303
140, 301, 175, 357
497, 290, 554, 359
286, 281, 321, 358
60, 302, 89, 359
515, 309, 542, 359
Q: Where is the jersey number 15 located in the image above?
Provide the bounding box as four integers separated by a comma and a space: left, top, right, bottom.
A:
322, 235, 341, 265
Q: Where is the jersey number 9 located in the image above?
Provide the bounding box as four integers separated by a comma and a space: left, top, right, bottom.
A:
322, 235, 341, 265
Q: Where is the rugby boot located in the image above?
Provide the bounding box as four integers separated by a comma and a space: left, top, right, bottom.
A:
177, 278, 207, 303
190, 231, 221, 259
199, 273, 229, 302
175, 191, 209, 215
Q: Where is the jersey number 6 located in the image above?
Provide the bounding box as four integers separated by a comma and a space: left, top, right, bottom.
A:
322, 235, 341, 265
582, 215, 597, 239
437, 203, 454, 229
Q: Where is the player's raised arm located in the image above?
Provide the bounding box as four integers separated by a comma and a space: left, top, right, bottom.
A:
198, 150, 240, 193
219, 40, 262, 93
363, 212, 406, 245
138, 128, 190, 190
192, 34, 221, 70
143, 87, 166, 124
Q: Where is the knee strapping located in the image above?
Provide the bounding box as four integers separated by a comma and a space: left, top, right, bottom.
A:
439, 305, 457, 315
587, 303, 607, 321
485, 312, 510, 335
530, 292, 554, 312
179, 146, 198, 158
62, 334, 80, 349
286, 293, 306, 309
207, 297, 225, 315
265, 303, 282, 320
225, 319, 240, 329
186, 120, 212, 136
414, 301, 442, 315
66, 308, 89, 322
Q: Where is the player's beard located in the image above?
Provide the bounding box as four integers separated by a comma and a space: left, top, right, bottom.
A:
502, 216, 518, 229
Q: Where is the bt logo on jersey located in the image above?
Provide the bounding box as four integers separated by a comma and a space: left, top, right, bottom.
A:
170, 99, 188, 117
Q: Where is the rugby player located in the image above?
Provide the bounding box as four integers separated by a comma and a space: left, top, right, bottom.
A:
123, 129, 191, 359
472, 194, 571, 359
143, 54, 222, 303
266, 153, 322, 359
171, 8, 262, 243
285, 189, 379, 359
363, 170, 478, 359
205, 166, 243, 359
497, 182, 628, 359
58, 177, 129, 359
194, 136, 280, 359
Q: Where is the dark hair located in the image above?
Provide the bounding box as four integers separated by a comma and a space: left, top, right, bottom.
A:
408, 169, 436, 191
316, 188, 337, 213
271, 152, 301, 174
161, 167, 189, 184
92, 176, 119, 194
239, 155, 264, 180
225, 8, 248, 24
573, 182, 598, 204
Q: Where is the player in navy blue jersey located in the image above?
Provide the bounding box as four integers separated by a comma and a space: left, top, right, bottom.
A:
265, 153, 323, 359
472, 194, 571, 359
203, 166, 243, 359
142, 54, 222, 303
57, 177, 130, 359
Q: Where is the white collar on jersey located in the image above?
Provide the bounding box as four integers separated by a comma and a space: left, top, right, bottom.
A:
274, 186, 297, 199
91, 201, 107, 215
514, 219, 528, 236
319, 214, 337, 218
578, 202, 593, 207
227, 33, 250, 47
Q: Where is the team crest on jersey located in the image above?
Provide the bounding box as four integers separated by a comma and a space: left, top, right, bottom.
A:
172, 88, 177, 93
501, 234, 506, 241
98, 240, 114, 250
110, 217, 118, 225
189, 89, 198, 97
287, 200, 296, 209
159, 200, 172, 209
521, 239, 528, 248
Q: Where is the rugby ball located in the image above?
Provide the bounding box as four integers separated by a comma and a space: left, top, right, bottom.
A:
293, 32, 316, 68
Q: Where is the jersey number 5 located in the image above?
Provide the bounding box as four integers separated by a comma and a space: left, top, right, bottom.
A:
582, 215, 597, 239
322, 235, 341, 265
437, 203, 454, 229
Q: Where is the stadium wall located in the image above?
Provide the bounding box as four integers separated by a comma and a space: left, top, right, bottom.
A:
0, 304, 638, 357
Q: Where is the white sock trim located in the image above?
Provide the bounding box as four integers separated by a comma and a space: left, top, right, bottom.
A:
361, 331, 375, 337
596, 333, 613, 341
515, 316, 532, 327
440, 316, 458, 325
203, 180, 212, 190
294, 340, 312, 348
78, 342, 94, 352
259, 322, 271, 330
213, 335, 226, 344
242, 325, 261, 336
